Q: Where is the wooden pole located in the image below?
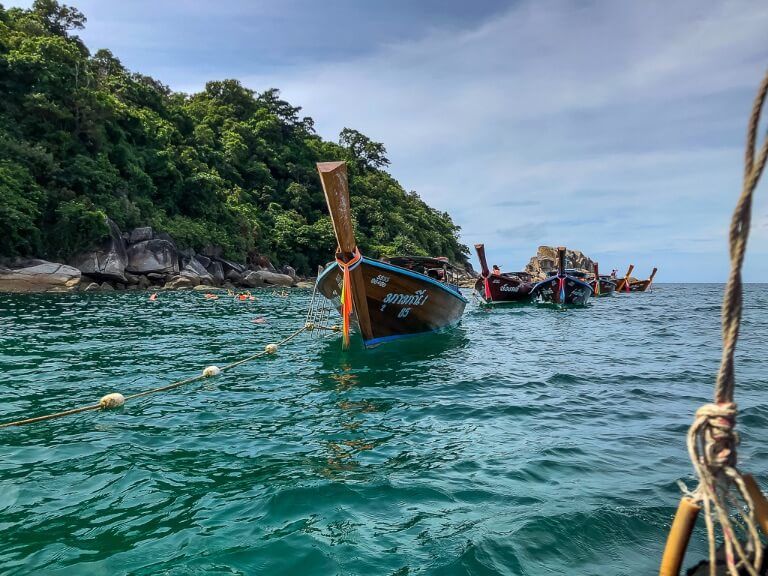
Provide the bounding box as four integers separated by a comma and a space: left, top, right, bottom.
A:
316, 162, 373, 341
659, 497, 701, 576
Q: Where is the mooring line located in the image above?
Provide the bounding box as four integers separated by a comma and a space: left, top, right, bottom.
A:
0, 324, 313, 429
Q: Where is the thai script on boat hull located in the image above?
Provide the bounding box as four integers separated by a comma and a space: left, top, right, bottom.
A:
383, 289, 429, 306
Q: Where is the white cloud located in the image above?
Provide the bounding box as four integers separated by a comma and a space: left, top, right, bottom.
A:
229, 0, 768, 280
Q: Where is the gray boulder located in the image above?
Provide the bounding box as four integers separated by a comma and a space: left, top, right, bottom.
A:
129, 227, 153, 244
179, 247, 196, 260
124, 272, 140, 285
154, 231, 176, 247
100, 282, 114, 291
241, 270, 293, 288
126, 239, 179, 275
240, 270, 266, 288
164, 275, 196, 289
180, 258, 214, 285
283, 265, 298, 281
70, 218, 128, 282
226, 269, 242, 283
0, 262, 81, 293
194, 255, 211, 268
207, 261, 225, 284
216, 258, 245, 275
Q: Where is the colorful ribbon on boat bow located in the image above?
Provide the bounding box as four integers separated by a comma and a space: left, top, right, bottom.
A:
483, 276, 492, 302
557, 276, 566, 303
335, 247, 363, 349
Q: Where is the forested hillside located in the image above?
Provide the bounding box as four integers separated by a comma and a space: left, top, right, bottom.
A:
0, 1, 468, 273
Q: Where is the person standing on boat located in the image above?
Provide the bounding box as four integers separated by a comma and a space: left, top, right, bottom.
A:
492, 265, 502, 276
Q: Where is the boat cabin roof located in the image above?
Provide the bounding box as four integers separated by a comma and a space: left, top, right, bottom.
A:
387, 256, 462, 272
547, 268, 588, 278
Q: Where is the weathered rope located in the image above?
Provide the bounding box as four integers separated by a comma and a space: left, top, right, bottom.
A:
685, 69, 768, 576
0, 324, 309, 429
335, 247, 362, 349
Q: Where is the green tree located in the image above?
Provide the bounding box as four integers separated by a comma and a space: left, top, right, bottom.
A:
0, 0, 469, 273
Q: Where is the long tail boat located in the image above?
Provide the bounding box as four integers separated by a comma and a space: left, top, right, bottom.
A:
473, 243, 533, 304
314, 161, 468, 348
530, 247, 593, 305
589, 262, 616, 297
614, 264, 635, 293
629, 267, 658, 292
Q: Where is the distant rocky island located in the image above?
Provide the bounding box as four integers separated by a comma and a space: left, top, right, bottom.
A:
524, 246, 596, 280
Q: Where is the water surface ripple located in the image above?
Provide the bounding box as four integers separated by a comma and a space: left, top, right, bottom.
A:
1, 285, 767, 575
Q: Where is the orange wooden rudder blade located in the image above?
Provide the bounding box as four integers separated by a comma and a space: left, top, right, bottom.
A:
593, 262, 601, 296
659, 498, 701, 576
335, 247, 362, 349
744, 474, 768, 536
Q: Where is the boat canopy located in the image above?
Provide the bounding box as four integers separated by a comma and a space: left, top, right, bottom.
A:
547, 268, 589, 278
387, 256, 463, 272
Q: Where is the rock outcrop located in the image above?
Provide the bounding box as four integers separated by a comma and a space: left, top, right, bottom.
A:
525, 246, 596, 280
126, 239, 179, 275
241, 270, 294, 288
180, 257, 214, 285
0, 262, 81, 293
1, 219, 312, 292
129, 227, 153, 244
70, 218, 128, 282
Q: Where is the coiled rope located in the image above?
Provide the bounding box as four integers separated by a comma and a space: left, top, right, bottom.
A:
661, 69, 768, 576
0, 324, 310, 429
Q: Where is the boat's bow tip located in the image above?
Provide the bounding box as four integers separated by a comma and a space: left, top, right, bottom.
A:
316, 161, 346, 173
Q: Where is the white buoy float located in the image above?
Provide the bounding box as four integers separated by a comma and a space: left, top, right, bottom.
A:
99, 393, 125, 409
202, 365, 221, 377
265, 344, 278, 354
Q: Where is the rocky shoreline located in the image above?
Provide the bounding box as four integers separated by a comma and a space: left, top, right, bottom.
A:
0, 219, 311, 294
0, 233, 624, 295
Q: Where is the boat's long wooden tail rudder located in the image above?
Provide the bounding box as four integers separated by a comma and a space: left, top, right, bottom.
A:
474, 243, 492, 301
593, 262, 601, 296
645, 267, 658, 292
316, 161, 373, 346
474, 244, 490, 278
616, 264, 634, 292
557, 246, 567, 303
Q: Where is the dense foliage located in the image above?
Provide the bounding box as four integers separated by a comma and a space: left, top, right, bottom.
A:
0, 1, 468, 272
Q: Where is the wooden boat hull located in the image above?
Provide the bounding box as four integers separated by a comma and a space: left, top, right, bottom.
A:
530, 275, 593, 306
629, 280, 651, 292
590, 278, 616, 296
473, 275, 533, 304
317, 257, 468, 348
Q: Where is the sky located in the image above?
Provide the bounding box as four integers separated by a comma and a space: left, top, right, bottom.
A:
8, 0, 768, 281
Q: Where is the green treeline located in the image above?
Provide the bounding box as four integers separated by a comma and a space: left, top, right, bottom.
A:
0, 1, 468, 273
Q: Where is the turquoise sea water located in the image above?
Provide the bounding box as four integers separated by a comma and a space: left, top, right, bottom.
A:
2, 285, 768, 575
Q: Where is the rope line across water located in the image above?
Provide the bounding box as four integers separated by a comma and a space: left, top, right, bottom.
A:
0, 324, 310, 430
